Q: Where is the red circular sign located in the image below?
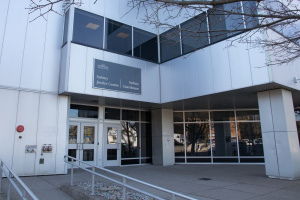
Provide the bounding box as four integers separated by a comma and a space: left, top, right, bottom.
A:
16, 125, 24, 133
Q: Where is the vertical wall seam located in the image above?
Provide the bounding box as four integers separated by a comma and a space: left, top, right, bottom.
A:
0, 0, 11, 66
11, 90, 21, 169
54, 96, 60, 173
39, 12, 49, 91
247, 43, 254, 86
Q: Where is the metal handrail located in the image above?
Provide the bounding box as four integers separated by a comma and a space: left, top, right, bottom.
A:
64, 155, 198, 200
0, 159, 39, 200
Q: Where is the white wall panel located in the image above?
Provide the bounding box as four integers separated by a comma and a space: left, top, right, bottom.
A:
182, 53, 198, 99
0, 0, 10, 62
210, 40, 232, 93
20, 15, 47, 90
169, 58, 184, 101
228, 42, 252, 89
195, 48, 214, 96
144, 62, 160, 103
104, 0, 120, 21
59, 45, 69, 93
35, 94, 58, 175
55, 96, 69, 174
0, 89, 18, 168
160, 62, 171, 102
86, 48, 104, 96
12, 91, 39, 175
89, 0, 105, 16
41, 8, 64, 93
272, 61, 300, 90
0, 0, 29, 87
68, 44, 87, 93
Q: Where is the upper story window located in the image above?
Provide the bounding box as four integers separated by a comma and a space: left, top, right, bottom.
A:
70, 104, 98, 118
105, 19, 132, 56
133, 28, 158, 62
160, 27, 181, 62
73, 9, 104, 49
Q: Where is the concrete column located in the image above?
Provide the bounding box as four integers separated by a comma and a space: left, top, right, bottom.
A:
258, 89, 300, 180
151, 109, 175, 166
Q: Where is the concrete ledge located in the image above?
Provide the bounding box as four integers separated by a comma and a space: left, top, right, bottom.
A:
60, 184, 106, 200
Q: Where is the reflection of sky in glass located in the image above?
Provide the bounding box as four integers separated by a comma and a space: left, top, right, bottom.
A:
295, 110, 300, 121
70, 109, 78, 117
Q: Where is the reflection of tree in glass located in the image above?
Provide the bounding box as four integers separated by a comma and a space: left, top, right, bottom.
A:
121, 122, 138, 158
186, 123, 209, 156
69, 125, 77, 144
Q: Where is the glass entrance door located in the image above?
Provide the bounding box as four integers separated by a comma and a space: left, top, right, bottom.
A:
68, 122, 97, 167
104, 124, 121, 166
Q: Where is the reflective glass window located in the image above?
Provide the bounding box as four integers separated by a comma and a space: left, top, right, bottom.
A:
181, 13, 209, 54
105, 108, 120, 120
69, 125, 77, 144
185, 123, 211, 156
173, 112, 183, 122
243, 1, 259, 29
122, 110, 139, 121
223, 2, 244, 37
174, 124, 185, 156
107, 127, 118, 144
105, 19, 132, 55
185, 112, 209, 122
133, 28, 158, 62
63, 10, 69, 45
237, 122, 263, 156
296, 121, 300, 145
83, 126, 95, 144
160, 28, 181, 62
210, 111, 235, 121
141, 111, 151, 122
83, 149, 94, 161
107, 149, 117, 160
211, 122, 238, 157
70, 104, 98, 118
73, 9, 104, 49
236, 110, 260, 121
141, 123, 152, 157
121, 122, 139, 158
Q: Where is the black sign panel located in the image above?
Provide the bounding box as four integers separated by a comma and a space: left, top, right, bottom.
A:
93, 59, 141, 94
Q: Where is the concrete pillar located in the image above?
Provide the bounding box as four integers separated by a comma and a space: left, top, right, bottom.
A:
151, 109, 175, 166
258, 89, 300, 180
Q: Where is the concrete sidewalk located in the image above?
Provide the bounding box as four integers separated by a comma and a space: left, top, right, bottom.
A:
1, 164, 300, 200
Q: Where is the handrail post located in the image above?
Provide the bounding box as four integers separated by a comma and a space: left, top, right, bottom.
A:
7, 172, 11, 200
71, 158, 74, 186
122, 177, 126, 199
91, 167, 95, 195
0, 161, 3, 193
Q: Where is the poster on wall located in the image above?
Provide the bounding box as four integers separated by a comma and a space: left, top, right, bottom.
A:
93, 59, 141, 94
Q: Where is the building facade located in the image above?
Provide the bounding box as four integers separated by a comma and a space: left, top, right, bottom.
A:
1, 0, 300, 179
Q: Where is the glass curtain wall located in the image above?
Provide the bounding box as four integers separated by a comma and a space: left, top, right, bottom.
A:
174, 110, 263, 163
105, 108, 152, 165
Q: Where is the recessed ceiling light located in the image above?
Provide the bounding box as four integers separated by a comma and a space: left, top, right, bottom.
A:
86, 23, 100, 30
117, 32, 129, 38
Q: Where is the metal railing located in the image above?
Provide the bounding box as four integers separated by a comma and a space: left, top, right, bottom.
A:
64, 155, 198, 200
0, 159, 38, 200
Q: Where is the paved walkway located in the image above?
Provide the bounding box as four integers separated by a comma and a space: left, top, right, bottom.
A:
1, 164, 300, 200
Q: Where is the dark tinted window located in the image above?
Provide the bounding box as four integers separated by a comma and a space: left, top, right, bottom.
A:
73, 9, 104, 49
105, 19, 132, 55
122, 110, 139, 121
105, 108, 120, 120
223, 2, 244, 37
134, 28, 158, 62
70, 104, 98, 118
243, 1, 259, 29
173, 112, 183, 122
160, 27, 181, 62
185, 112, 209, 122
141, 111, 151, 122
208, 6, 227, 43
63, 10, 69, 45
181, 13, 209, 54
236, 110, 260, 121
210, 111, 235, 121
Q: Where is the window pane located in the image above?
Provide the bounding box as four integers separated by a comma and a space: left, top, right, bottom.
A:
105, 108, 120, 120
210, 111, 235, 121
173, 112, 183, 122
63, 10, 69, 45
185, 123, 211, 156
121, 122, 139, 158
107, 149, 117, 160
83, 126, 95, 144
174, 124, 185, 156
83, 149, 94, 161
211, 123, 238, 157
73, 9, 104, 49
122, 110, 139, 121
141, 111, 151, 122
237, 122, 263, 156
296, 121, 300, 145
181, 12, 209, 54
70, 104, 98, 118
69, 125, 77, 144
185, 112, 209, 122
105, 19, 132, 55
134, 28, 158, 62
160, 28, 181, 62
141, 123, 152, 157
236, 110, 260, 121
243, 1, 259, 29
223, 2, 244, 37
68, 149, 76, 161
208, 6, 227, 43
